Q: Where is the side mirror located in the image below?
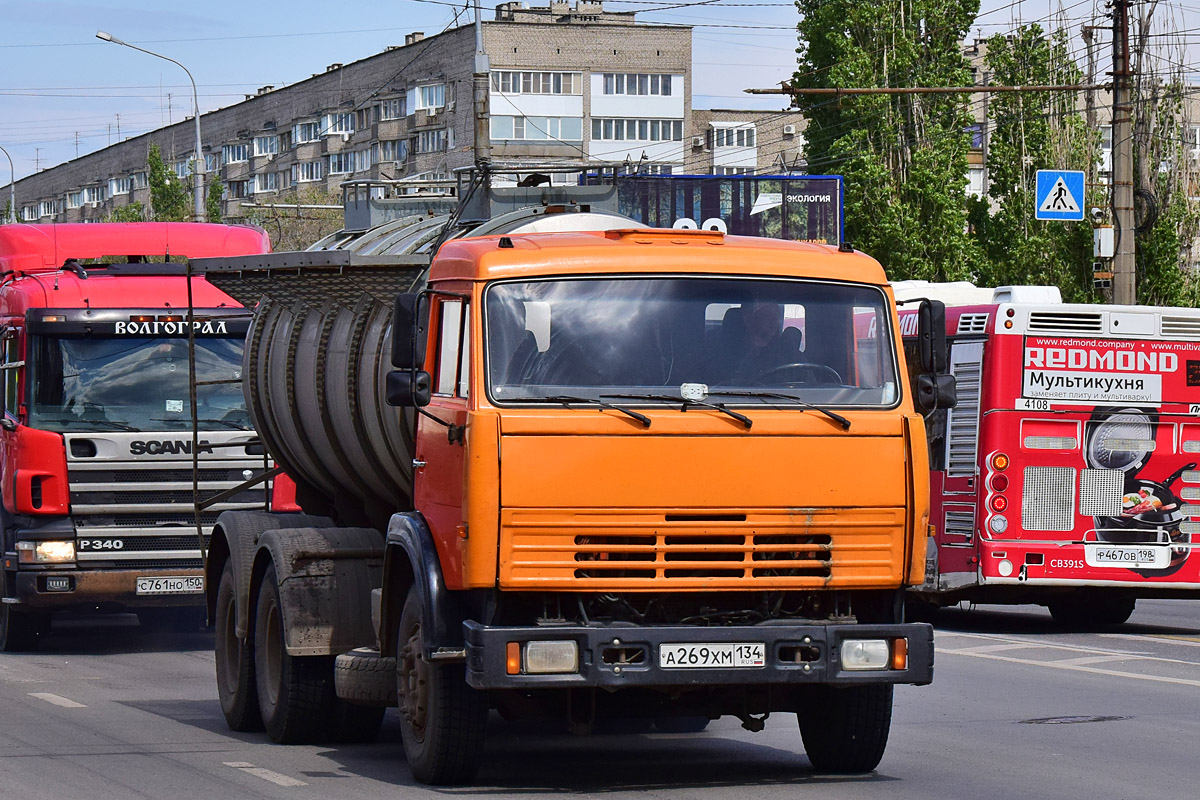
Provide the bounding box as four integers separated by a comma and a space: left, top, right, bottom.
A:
386, 369, 432, 407
917, 299, 948, 373
391, 293, 429, 370
916, 373, 958, 412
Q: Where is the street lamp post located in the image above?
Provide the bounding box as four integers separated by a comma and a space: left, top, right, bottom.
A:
95, 31, 205, 222
0, 145, 15, 223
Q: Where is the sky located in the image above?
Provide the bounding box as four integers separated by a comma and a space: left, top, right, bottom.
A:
0, 0, 1176, 186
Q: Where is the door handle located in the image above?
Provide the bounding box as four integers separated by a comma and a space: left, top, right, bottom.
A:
412, 459, 427, 468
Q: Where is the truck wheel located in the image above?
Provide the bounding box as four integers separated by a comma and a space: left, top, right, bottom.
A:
215, 561, 263, 731
396, 585, 487, 785
0, 571, 46, 652
254, 563, 332, 743
1049, 594, 1135, 628
798, 684, 893, 773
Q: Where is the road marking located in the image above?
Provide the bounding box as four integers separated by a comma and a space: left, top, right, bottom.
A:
1102, 633, 1200, 648
940, 648, 1200, 687
947, 643, 1042, 654
940, 630, 1200, 667
28, 692, 86, 708
224, 762, 308, 787
1051, 655, 1135, 666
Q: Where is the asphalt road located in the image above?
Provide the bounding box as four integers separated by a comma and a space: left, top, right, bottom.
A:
1, 600, 1197, 800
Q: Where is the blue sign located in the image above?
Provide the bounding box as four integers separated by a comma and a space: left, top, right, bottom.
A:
1035, 170, 1085, 221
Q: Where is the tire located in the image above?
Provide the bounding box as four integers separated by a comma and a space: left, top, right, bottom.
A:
254, 563, 333, 743
653, 716, 710, 733
215, 561, 263, 732
396, 585, 487, 785
335, 648, 397, 707
798, 684, 894, 774
1048, 594, 1135, 628
0, 571, 46, 652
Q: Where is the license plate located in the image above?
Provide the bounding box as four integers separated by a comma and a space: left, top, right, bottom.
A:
1084, 545, 1170, 569
659, 643, 765, 669
136, 576, 204, 595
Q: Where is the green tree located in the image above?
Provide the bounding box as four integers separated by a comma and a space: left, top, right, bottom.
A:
969, 26, 1100, 301
206, 174, 225, 223
105, 201, 146, 222
147, 143, 190, 222
793, 0, 983, 280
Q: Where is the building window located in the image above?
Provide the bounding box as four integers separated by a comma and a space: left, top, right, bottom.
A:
253, 135, 279, 157
380, 98, 406, 120
490, 71, 581, 95
355, 107, 374, 130
293, 121, 321, 143
602, 73, 674, 96
328, 149, 372, 174
381, 139, 408, 162
173, 161, 191, 179
108, 177, 131, 196
83, 186, 106, 204
492, 116, 582, 141
227, 180, 249, 199
254, 172, 280, 193
967, 166, 985, 198
643, 164, 673, 175
222, 143, 249, 164
965, 123, 984, 150
66, 191, 83, 209
415, 84, 445, 111
591, 118, 683, 142
204, 154, 220, 172
323, 113, 355, 135
21, 205, 36, 222
39, 200, 58, 218
292, 160, 323, 183
713, 126, 756, 148
415, 128, 448, 154
130, 172, 148, 190
716, 166, 755, 176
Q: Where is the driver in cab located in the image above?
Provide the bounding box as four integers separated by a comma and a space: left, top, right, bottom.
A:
730, 301, 802, 383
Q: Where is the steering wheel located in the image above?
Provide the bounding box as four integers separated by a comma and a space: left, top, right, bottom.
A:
753, 362, 842, 385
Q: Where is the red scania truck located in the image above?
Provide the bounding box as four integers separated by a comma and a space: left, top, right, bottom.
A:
897, 281, 1200, 625
0, 222, 276, 650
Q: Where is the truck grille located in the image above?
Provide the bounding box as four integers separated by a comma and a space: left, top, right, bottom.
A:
500, 508, 906, 589
64, 432, 270, 570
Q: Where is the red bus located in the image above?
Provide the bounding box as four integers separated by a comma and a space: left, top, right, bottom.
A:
897, 281, 1200, 625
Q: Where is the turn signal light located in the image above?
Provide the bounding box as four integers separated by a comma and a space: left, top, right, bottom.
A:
506, 642, 521, 675
891, 638, 908, 670
991, 452, 1010, 471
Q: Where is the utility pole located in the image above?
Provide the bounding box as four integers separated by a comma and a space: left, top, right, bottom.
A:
1111, 0, 1136, 304
472, 0, 491, 170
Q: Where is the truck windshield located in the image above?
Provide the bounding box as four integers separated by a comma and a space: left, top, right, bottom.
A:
485, 277, 899, 406
27, 335, 250, 432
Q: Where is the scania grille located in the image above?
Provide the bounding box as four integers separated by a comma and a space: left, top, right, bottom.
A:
499, 508, 906, 589
67, 459, 267, 568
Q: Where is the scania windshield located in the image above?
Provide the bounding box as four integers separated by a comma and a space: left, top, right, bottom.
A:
485, 276, 900, 407
28, 334, 249, 432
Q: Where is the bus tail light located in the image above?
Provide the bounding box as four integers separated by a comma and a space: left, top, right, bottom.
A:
990, 495, 1008, 513
991, 452, 1009, 471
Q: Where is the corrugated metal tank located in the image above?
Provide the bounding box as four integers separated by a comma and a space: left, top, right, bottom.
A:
206, 207, 642, 524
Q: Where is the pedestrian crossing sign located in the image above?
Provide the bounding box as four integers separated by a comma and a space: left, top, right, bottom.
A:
1035, 170, 1085, 221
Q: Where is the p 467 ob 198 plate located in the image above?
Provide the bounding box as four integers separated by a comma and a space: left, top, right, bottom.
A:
659, 643, 765, 669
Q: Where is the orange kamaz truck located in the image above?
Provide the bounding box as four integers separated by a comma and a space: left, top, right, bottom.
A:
197, 212, 951, 785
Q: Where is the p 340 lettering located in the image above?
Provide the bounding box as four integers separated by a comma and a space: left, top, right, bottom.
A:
79, 539, 124, 550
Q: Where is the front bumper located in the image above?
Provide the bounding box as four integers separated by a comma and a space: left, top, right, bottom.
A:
10, 569, 205, 610
464, 620, 933, 689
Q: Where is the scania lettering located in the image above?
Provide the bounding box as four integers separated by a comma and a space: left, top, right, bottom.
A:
198, 184, 947, 786
0, 222, 292, 650
897, 280, 1200, 627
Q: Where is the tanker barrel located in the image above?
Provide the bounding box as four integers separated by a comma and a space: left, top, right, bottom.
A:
195, 251, 429, 519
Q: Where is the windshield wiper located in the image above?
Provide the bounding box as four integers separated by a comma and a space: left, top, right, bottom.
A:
705, 390, 852, 430
152, 417, 252, 431
602, 393, 753, 429
535, 395, 651, 428
59, 417, 139, 432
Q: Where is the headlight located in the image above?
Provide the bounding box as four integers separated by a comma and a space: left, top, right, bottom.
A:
841, 639, 890, 670
17, 540, 76, 564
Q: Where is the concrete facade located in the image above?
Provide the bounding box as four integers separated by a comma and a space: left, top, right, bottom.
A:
11, 2, 803, 224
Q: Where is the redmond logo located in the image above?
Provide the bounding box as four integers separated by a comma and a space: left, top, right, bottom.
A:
129, 439, 215, 456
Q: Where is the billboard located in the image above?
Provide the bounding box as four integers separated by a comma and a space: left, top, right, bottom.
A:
610, 175, 844, 245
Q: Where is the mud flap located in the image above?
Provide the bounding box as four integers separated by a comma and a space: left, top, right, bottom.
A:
257, 526, 384, 656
